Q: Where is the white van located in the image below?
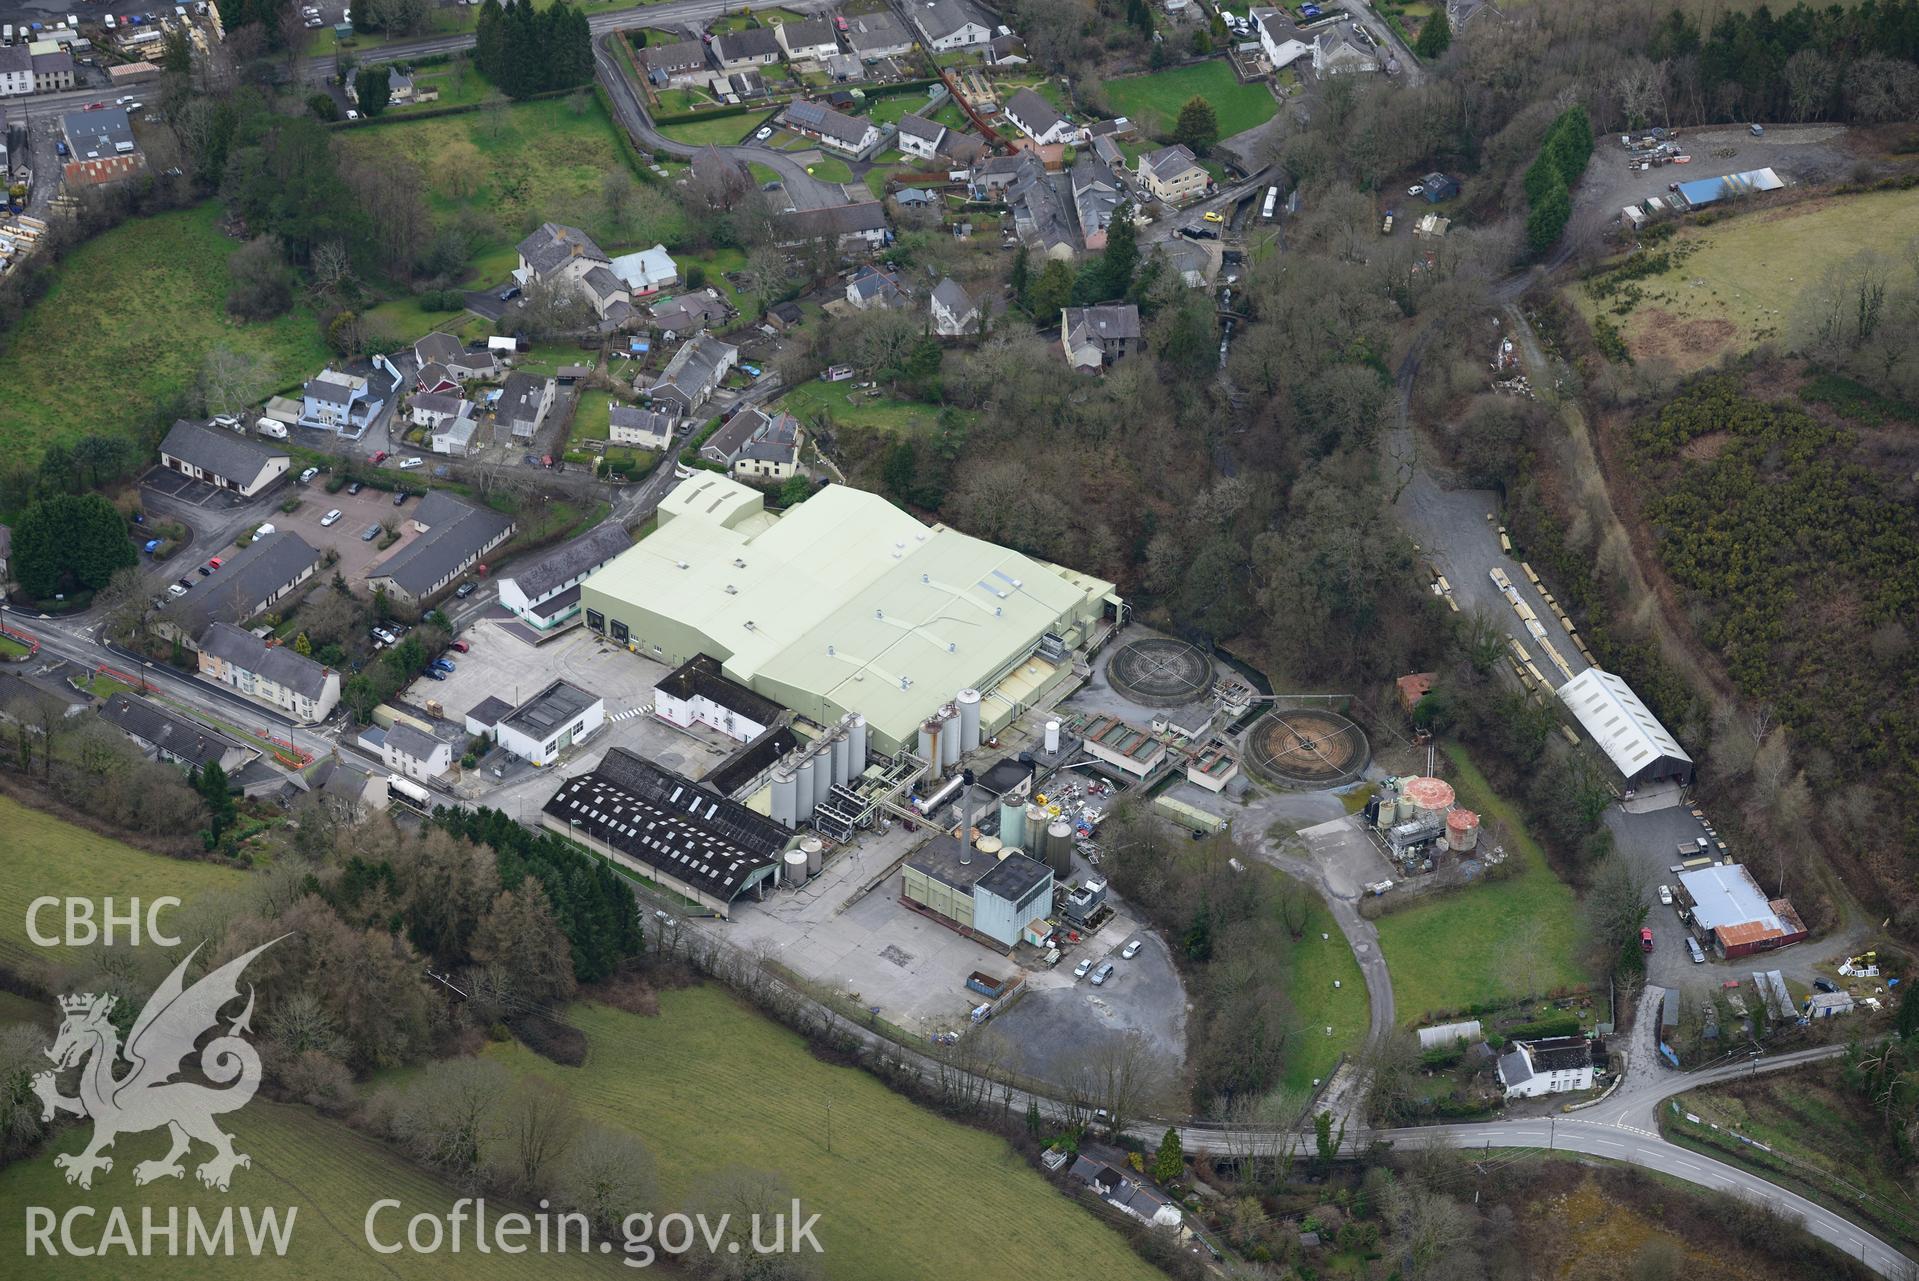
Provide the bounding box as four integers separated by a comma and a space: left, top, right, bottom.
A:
256, 417, 288, 439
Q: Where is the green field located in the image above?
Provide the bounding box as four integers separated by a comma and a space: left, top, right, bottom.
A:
1372, 746, 1587, 1023
337, 97, 685, 290
463, 991, 1164, 1281
654, 113, 760, 147
780, 381, 955, 434
0, 204, 333, 464
0, 793, 246, 976
1576, 186, 1919, 372
1270, 874, 1369, 1095
1104, 61, 1279, 140
803, 156, 854, 184
0, 1101, 623, 1279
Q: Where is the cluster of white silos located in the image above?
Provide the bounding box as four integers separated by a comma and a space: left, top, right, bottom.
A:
769, 712, 871, 831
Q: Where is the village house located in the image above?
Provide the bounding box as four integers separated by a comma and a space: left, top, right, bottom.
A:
301, 368, 389, 434
413, 331, 502, 383
710, 25, 781, 71
158, 420, 289, 498
1061, 304, 1142, 370
930, 278, 980, 336
515, 222, 636, 328
162, 531, 323, 647
644, 334, 739, 414
495, 372, 556, 441
775, 202, 891, 251
775, 16, 840, 62
609, 405, 679, 451
911, 0, 991, 50
781, 100, 881, 157
845, 10, 915, 58
701, 407, 803, 481
846, 263, 909, 310
1071, 157, 1125, 252
197, 622, 341, 722
98, 693, 255, 775
1003, 86, 1073, 145
1316, 24, 1381, 74
896, 112, 947, 160
379, 721, 454, 783
1136, 143, 1211, 205
638, 38, 709, 86
1496, 1036, 1598, 1099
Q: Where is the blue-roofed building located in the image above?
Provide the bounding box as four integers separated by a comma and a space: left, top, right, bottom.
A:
1674, 166, 1785, 210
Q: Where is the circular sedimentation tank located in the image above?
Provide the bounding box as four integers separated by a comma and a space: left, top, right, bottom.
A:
1106, 637, 1215, 708
1243, 708, 1371, 789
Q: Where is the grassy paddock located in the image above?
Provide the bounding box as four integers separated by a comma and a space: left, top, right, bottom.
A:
0, 204, 332, 464
0, 793, 246, 976
1574, 186, 1919, 372
462, 991, 1167, 1281
654, 113, 761, 147
779, 380, 957, 434
0, 1101, 621, 1280
1371, 744, 1588, 1023
1104, 61, 1279, 140
1268, 872, 1369, 1096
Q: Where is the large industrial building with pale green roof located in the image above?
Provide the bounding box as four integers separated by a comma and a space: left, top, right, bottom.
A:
579, 474, 1120, 753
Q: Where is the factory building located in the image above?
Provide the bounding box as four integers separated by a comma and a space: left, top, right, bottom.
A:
543, 748, 787, 916
1556, 668, 1694, 789
1676, 863, 1807, 958
653, 654, 784, 744
579, 474, 1118, 756
902, 830, 1055, 952
1079, 713, 1165, 778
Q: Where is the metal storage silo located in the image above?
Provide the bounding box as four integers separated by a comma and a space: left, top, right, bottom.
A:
830, 730, 849, 787
1404, 776, 1456, 822
1046, 819, 1074, 877
940, 703, 961, 768
1446, 809, 1480, 852
849, 713, 868, 776
795, 756, 816, 822
1395, 792, 1415, 823
957, 688, 982, 753
1044, 719, 1061, 753
800, 835, 824, 876
920, 716, 943, 778
1025, 802, 1047, 841
999, 798, 1027, 849
783, 851, 809, 887
771, 767, 798, 828
813, 746, 832, 807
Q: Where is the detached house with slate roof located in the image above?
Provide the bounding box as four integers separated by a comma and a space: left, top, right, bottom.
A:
700, 407, 803, 481
781, 99, 881, 157
896, 112, 946, 160
775, 16, 840, 61
99, 693, 255, 775
645, 334, 738, 414
515, 222, 636, 329
710, 25, 781, 71
911, 0, 991, 50
1004, 87, 1073, 145
1061, 304, 1142, 369
930, 278, 980, 336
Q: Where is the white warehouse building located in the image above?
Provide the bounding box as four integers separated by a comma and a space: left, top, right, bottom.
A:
466, 680, 605, 767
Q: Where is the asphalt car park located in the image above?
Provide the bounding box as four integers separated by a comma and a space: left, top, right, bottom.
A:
278, 484, 422, 592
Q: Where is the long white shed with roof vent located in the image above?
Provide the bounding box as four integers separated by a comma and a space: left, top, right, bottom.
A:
1555, 667, 1693, 789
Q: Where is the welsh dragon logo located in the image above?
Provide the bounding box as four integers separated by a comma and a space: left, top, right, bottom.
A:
32, 938, 283, 1192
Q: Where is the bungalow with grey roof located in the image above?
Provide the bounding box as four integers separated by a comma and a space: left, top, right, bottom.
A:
781, 100, 881, 157
639, 38, 710, 85
1004, 87, 1072, 145
1315, 24, 1380, 74
644, 334, 738, 414
775, 16, 839, 61
159, 420, 290, 498
845, 10, 914, 57
162, 531, 323, 647
988, 32, 1027, 65
496, 372, 555, 441
367, 491, 516, 606
710, 25, 781, 71
775, 202, 891, 251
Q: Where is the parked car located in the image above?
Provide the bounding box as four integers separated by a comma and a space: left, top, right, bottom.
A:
398, 457, 424, 470
1814, 977, 1838, 993
454, 581, 478, 598
423, 667, 447, 681
1090, 962, 1115, 986
1639, 927, 1655, 952
346, 481, 363, 495
1657, 884, 1673, 906
299, 466, 319, 484
1749, 123, 1765, 136
498, 286, 521, 302
371, 627, 397, 645
449, 639, 470, 653
166, 582, 188, 597
195, 564, 211, 577
371, 450, 388, 464
1073, 958, 1093, 979
175, 577, 194, 592
254, 523, 275, 536
360, 523, 382, 541
1202, 210, 1224, 223
755, 126, 773, 140
321, 508, 343, 526
207, 557, 222, 569
1407, 183, 1424, 196
1121, 939, 1141, 959
1686, 937, 1705, 964
431, 658, 456, 673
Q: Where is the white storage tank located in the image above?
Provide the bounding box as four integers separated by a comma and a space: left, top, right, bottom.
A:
800, 835, 824, 875
848, 713, 868, 775
957, 687, 982, 752
783, 850, 809, 886
813, 746, 833, 806
1044, 719, 1061, 753
795, 756, 816, 821
940, 703, 961, 768
771, 767, 798, 828
830, 730, 849, 786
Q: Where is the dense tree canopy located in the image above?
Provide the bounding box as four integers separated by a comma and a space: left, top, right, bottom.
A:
11, 493, 136, 600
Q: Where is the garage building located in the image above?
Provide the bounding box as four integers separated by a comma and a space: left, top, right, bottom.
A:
580, 474, 1118, 755
1555, 667, 1694, 789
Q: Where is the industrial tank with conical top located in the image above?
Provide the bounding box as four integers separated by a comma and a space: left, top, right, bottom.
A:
1045, 819, 1074, 877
